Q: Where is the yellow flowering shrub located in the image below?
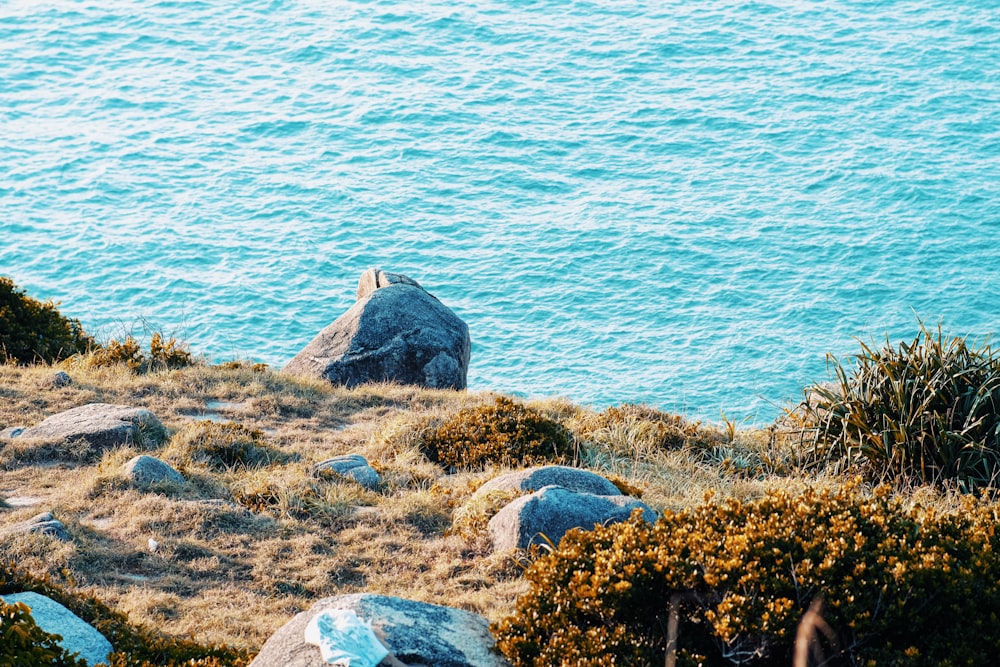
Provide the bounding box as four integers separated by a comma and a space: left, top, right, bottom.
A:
493, 483, 1000, 666
418, 396, 572, 471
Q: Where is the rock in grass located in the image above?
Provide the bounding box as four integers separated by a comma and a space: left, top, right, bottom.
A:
487, 485, 655, 552
249, 593, 510, 667
313, 454, 381, 490
122, 455, 185, 487
0, 426, 26, 440
15, 403, 165, 452
284, 269, 471, 390
1, 512, 71, 541
475, 465, 622, 498
0, 591, 113, 666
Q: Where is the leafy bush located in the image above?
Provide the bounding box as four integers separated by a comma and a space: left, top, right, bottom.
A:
0, 599, 87, 666
0, 277, 95, 364
801, 322, 1000, 490
164, 421, 288, 471
418, 396, 572, 471
0, 561, 250, 666
90, 333, 192, 373
493, 482, 1000, 667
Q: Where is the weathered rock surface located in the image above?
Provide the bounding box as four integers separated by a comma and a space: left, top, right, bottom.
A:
0, 591, 113, 666
488, 485, 655, 551
51, 371, 73, 387
122, 455, 185, 487
476, 465, 622, 498
284, 269, 471, 390
2, 511, 71, 541
314, 454, 381, 490
248, 593, 510, 667
13, 403, 165, 451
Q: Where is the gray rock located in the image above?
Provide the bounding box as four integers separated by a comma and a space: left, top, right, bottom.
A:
476, 465, 622, 498
2, 512, 71, 541
51, 371, 72, 387
0, 591, 113, 666
16, 403, 165, 452
122, 455, 185, 487
1, 426, 25, 440
284, 269, 471, 390
487, 485, 656, 552
356, 268, 423, 300
248, 593, 510, 667
314, 454, 381, 490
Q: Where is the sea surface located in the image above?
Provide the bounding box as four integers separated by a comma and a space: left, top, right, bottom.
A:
2, 0, 999, 423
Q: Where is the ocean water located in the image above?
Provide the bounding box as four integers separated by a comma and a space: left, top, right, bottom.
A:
2, 0, 999, 423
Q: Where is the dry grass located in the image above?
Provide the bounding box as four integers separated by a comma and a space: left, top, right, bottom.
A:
0, 357, 938, 659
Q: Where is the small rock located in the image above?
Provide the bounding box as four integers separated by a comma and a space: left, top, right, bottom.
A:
249, 593, 510, 667
15, 403, 165, 452
2, 512, 71, 541
314, 454, 381, 490
51, 371, 72, 387
122, 455, 185, 487
0, 592, 113, 666
487, 485, 655, 552
475, 465, 622, 498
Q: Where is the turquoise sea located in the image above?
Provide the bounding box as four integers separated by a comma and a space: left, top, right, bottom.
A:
2, 0, 999, 422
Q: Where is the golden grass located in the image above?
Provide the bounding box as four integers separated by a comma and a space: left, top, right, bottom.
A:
0, 357, 955, 658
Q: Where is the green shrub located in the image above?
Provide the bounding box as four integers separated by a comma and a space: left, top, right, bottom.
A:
493, 482, 1000, 667
801, 322, 1000, 490
164, 421, 288, 471
0, 561, 250, 666
418, 396, 572, 471
0, 277, 95, 364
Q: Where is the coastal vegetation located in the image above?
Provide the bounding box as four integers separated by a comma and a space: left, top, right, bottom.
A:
5, 281, 1000, 665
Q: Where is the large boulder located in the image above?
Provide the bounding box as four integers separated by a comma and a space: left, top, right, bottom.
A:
284, 269, 471, 390
475, 465, 622, 498
0, 592, 113, 666
249, 593, 510, 667
11, 403, 164, 451
487, 485, 656, 552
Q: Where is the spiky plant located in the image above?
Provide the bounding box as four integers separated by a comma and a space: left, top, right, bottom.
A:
801, 321, 1000, 490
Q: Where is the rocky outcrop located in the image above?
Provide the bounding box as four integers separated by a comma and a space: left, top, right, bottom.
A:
487, 485, 655, 551
284, 269, 471, 390
475, 465, 622, 498
0, 592, 113, 666
313, 454, 381, 490
1, 511, 71, 541
249, 593, 510, 667
122, 455, 185, 487
9, 403, 165, 451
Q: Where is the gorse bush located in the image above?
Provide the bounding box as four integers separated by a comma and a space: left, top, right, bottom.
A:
801, 322, 1000, 490
0, 599, 87, 666
90, 333, 193, 373
0, 277, 95, 364
418, 396, 572, 471
493, 482, 1000, 667
0, 561, 250, 666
